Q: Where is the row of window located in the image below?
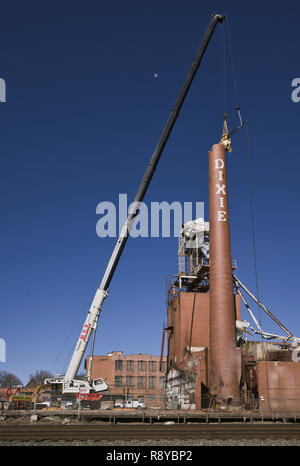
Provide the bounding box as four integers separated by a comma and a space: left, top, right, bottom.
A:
115, 360, 167, 372
115, 375, 165, 388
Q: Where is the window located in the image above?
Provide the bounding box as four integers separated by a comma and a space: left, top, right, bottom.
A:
149, 394, 156, 401
94, 378, 104, 386
148, 361, 157, 372
126, 360, 134, 371
115, 376, 123, 387
160, 376, 165, 388
160, 361, 167, 372
115, 360, 123, 371
137, 376, 146, 388
126, 376, 134, 387
189, 393, 195, 404
148, 376, 156, 389
138, 360, 146, 372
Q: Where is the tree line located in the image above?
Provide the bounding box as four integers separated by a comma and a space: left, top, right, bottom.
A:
0, 370, 86, 387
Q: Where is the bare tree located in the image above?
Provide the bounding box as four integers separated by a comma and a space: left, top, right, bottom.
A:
26, 370, 53, 387
0, 370, 23, 388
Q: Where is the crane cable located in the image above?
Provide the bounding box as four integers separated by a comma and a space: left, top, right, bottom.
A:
244, 120, 272, 412
224, 19, 272, 411
50, 304, 92, 377
188, 290, 197, 356
219, 20, 227, 116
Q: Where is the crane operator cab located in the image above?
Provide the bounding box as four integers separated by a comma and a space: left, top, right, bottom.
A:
92, 378, 108, 392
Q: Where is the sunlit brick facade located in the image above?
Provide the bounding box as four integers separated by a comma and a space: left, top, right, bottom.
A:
85, 351, 167, 407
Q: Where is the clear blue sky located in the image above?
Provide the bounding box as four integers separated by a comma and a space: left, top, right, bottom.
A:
1, 0, 299, 385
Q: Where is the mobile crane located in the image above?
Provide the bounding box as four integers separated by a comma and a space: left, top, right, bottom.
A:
45, 13, 225, 398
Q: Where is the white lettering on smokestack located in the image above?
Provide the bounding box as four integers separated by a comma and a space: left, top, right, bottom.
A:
216, 184, 226, 195
215, 158, 227, 222
215, 159, 224, 169
218, 211, 226, 221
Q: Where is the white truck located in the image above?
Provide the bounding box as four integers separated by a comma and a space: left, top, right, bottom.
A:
116, 399, 145, 409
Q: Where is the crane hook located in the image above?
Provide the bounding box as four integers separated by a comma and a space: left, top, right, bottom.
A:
220, 112, 232, 152
220, 107, 248, 152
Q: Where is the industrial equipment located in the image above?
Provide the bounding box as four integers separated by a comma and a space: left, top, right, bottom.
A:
0, 384, 49, 410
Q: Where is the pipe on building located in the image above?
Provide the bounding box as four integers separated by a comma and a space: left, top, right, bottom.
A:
208, 143, 240, 407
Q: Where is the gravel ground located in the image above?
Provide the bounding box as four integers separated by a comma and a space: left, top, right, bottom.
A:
0, 438, 300, 446
1, 415, 300, 446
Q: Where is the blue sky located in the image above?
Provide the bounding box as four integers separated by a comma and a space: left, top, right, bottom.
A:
0, 0, 300, 384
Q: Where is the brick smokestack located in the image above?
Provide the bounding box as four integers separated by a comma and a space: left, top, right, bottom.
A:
208, 142, 240, 406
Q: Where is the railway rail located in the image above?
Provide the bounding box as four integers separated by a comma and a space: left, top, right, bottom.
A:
1, 424, 300, 442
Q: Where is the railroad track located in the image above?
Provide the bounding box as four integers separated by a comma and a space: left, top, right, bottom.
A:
1, 424, 300, 442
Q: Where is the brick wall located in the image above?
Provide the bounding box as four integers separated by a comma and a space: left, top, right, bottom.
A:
86, 352, 167, 407
167, 291, 241, 371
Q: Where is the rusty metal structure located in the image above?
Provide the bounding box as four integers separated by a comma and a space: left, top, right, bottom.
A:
164, 118, 300, 413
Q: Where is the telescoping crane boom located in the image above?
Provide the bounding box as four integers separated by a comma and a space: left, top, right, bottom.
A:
46, 13, 225, 395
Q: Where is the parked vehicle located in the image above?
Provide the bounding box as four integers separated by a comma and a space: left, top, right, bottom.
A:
115, 399, 145, 409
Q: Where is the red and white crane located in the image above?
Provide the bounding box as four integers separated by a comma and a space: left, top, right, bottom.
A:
45, 13, 225, 397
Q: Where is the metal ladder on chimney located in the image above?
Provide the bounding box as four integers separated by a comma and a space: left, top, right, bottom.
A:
178, 236, 185, 275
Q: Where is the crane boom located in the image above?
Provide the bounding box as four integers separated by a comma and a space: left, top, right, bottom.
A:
64, 13, 225, 382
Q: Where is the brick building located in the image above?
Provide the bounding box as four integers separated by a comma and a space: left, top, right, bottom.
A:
85, 351, 167, 407
166, 290, 242, 409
